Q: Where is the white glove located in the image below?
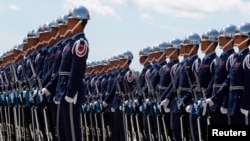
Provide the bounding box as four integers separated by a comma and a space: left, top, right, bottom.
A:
53, 97, 60, 105
124, 100, 129, 106
139, 105, 143, 112
160, 99, 170, 108
30, 91, 35, 103
185, 105, 192, 113
65, 93, 78, 104
145, 98, 151, 105
103, 101, 108, 108
111, 107, 115, 112
134, 99, 139, 106
119, 105, 125, 111
220, 107, 228, 114
240, 108, 249, 116
206, 98, 214, 107
38, 90, 43, 102
41, 88, 51, 97
1, 95, 4, 102
22, 90, 26, 99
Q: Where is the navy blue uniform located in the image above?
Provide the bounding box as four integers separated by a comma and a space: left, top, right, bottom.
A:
211, 48, 250, 125
54, 32, 89, 141
192, 52, 217, 140
208, 48, 235, 125
105, 68, 129, 141
164, 55, 199, 141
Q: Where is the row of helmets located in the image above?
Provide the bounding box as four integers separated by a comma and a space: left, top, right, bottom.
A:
0, 5, 90, 65
138, 22, 250, 57
86, 50, 134, 72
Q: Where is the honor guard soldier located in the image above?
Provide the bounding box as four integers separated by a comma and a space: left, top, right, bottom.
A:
187, 29, 219, 141
104, 51, 133, 141
52, 5, 90, 141
206, 22, 250, 125
135, 46, 151, 108
158, 38, 182, 141
207, 24, 237, 126
42, 18, 61, 86
41, 14, 73, 141
161, 33, 201, 141
102, 55, 120, 141
133, 46, 151, 141
145, 43, 168, 141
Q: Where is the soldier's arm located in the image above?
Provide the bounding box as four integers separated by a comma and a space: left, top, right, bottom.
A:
210, 75, 230, 104
66, 39, 89, 102
241, 54, 250, 110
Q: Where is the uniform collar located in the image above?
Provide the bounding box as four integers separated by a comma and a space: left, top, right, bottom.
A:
221, 48, 235, 56
203, 51, 216, 60
168, 58, 179, 64
158, 61, 166, 66
144, 64, 151, 69
238, 48, 249, 56
188, 54, 198, 62
71, 32, 85, 40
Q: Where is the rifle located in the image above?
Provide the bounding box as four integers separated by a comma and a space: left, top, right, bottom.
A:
145, 73, 164, 141
94, 80, 102, 141
123, 74, 138, 141
3, 69, 15, 141
133, 72, 145, 141
116, 79, 131, 141
170, 69, 186, 141
186, 71, 202, 141
20, 61, 37, 141
0, 73, 7, 141
193, 70, 212, 124
95, 80, 109, 141
28, 58, 53, 141
10, 64, 23, 141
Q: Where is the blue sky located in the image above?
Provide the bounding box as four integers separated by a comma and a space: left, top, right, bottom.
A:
0, 0, 250, 71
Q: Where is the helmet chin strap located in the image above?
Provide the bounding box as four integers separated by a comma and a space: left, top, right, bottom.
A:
154, 52, 165, 62
63, 20, 82, 37
150, 56, 155, 64
235, 37, 249, 48
185, 45, 196, 56
202, 42, 213, 54
142, 57, 149, 66
166, 49, 176, 58
220, 39, 233, 50
119, 60, 128, 68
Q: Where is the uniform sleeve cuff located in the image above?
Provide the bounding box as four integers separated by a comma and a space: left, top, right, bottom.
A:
65, 96, 74, 103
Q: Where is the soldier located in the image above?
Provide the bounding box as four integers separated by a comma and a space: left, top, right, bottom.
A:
133, 46, 151, 141
161, 33, 201, 141
41, 14, 73, 141
206, 22, 250, 125
204, 24, 237, 126
52, 5, 90, 141
185, 29, 219, 141
102, 55, 120, 141
158, 38, 182, 141
104, 51, 133, 141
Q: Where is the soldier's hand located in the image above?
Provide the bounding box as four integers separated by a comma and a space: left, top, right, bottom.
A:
111, 107, 115, 112
220, 107, 228, 114
41, 88, 51, 97
205, 98, 214, 107
53, 97, 60, 104
65, 94, 78, 104
240, 108, 249, 116
102, 101, 108, 108
134, 99, 139, 107
160, 98, 170, 108
145, 98, 151, 105
185, 104, 192, 113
